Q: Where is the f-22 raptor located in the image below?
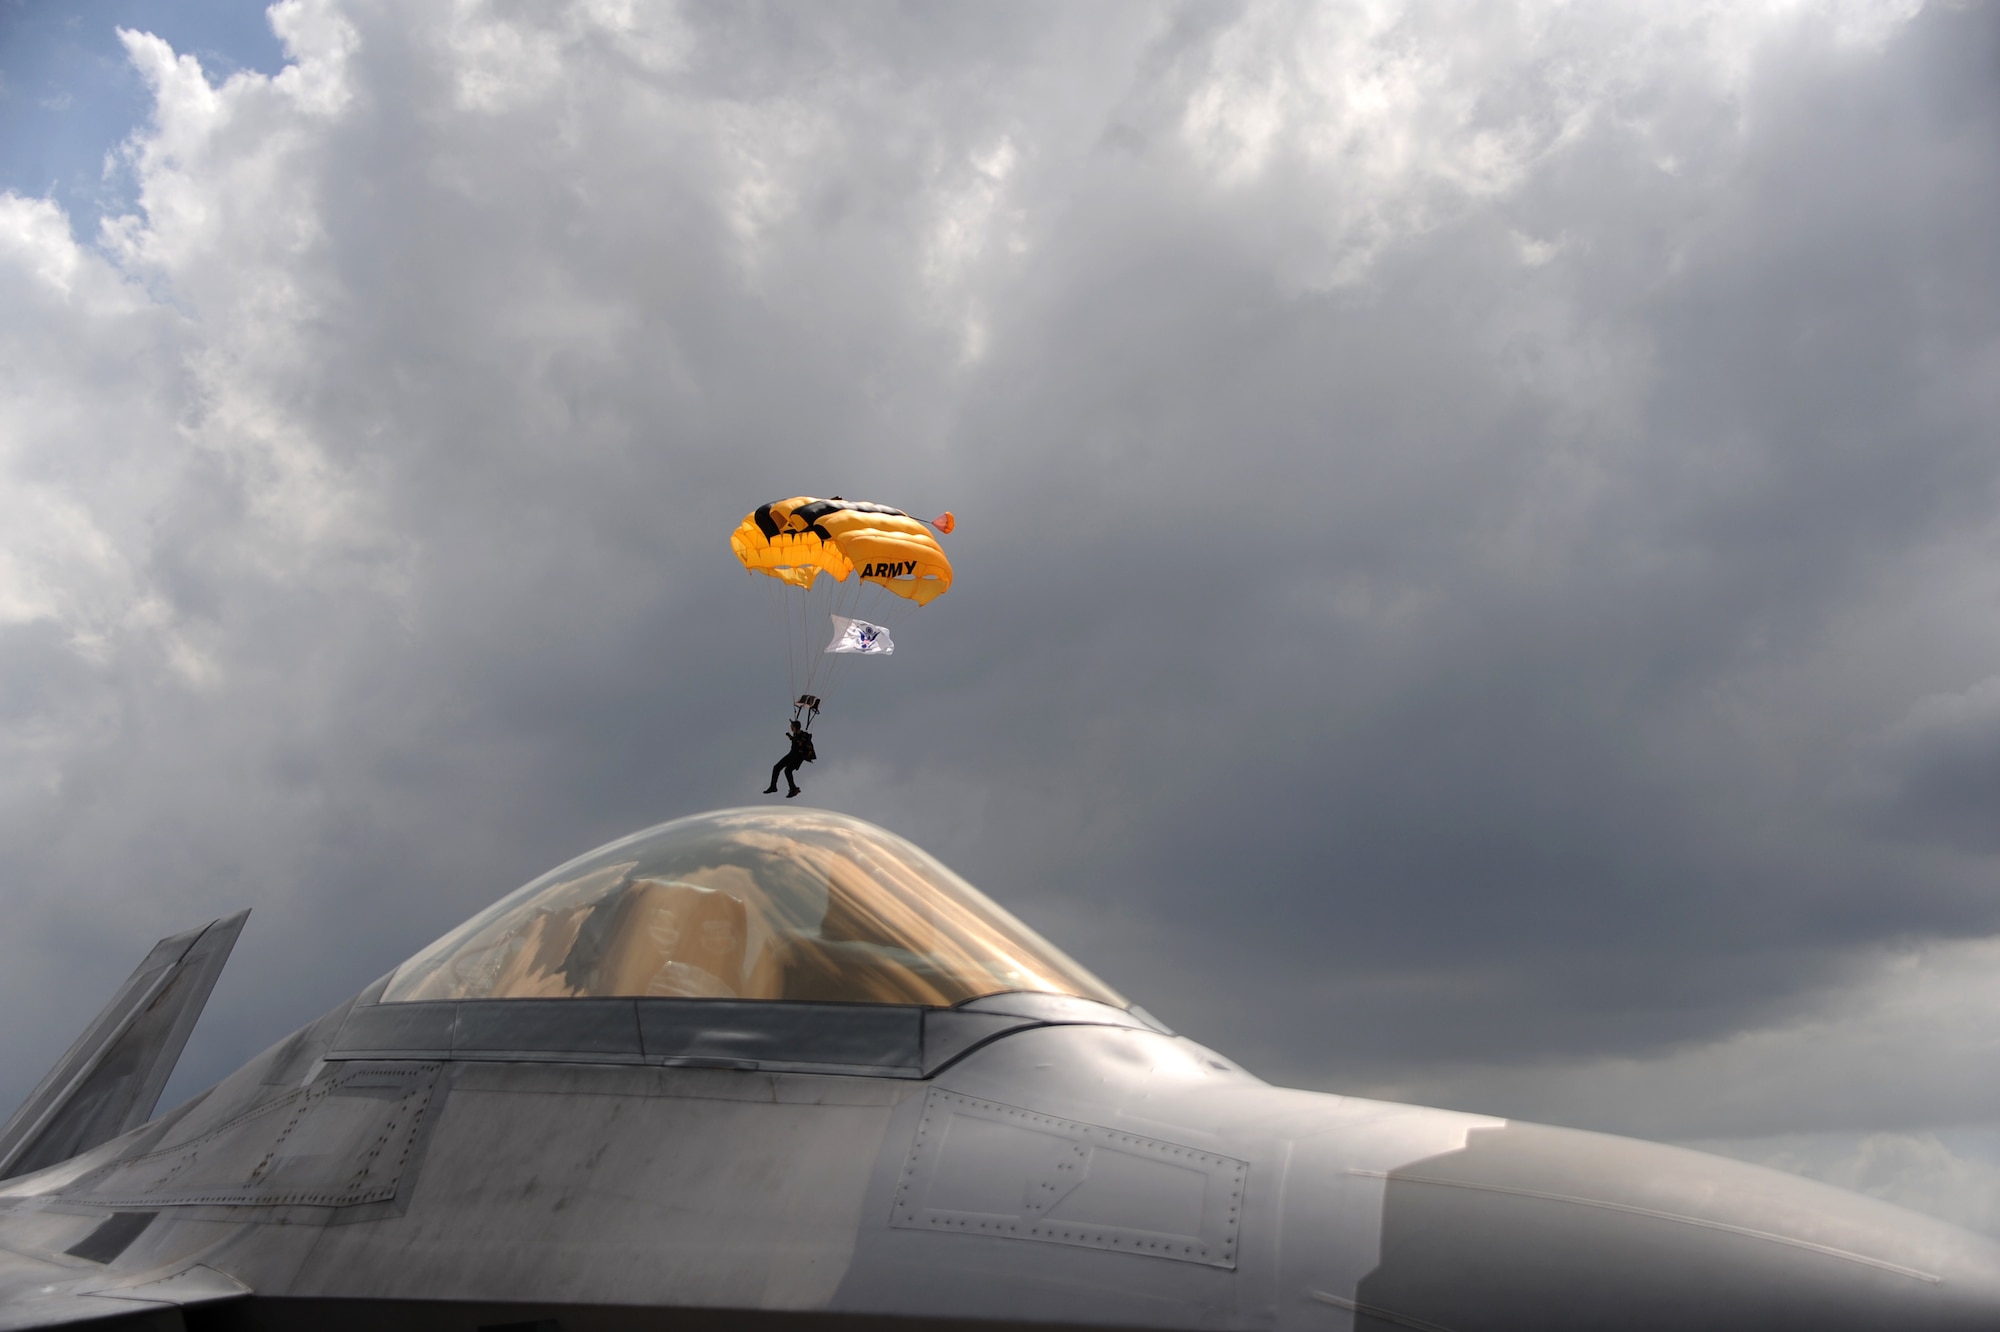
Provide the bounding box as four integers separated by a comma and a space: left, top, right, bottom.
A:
3, 807, 1998, 1330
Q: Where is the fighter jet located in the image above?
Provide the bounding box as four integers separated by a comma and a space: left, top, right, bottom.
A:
3, 806, 1998, 1330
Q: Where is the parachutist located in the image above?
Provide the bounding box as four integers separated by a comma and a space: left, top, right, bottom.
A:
729, 495, 951, 776
764, 719, 816, 798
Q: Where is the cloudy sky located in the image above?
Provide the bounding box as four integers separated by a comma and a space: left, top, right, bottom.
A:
5, 0, 2000, 1233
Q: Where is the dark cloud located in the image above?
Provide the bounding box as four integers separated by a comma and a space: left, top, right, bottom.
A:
1864, 676, 2000, 854
3, 1, 2000, 1232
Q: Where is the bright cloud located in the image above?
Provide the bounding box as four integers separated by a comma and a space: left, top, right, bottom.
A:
1, 0, 1997, 1240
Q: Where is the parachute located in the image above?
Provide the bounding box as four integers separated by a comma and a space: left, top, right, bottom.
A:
730, 496, 953, 718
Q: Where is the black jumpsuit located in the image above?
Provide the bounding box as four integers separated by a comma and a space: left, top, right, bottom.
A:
765, 727, 815, 797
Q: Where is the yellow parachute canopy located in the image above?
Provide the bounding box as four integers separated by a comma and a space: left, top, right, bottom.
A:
730, 497, 953, 606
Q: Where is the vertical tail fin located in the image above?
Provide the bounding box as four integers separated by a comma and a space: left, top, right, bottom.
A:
0, 910, 247, 1180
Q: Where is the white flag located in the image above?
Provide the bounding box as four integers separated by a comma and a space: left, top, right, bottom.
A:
825, 615, 894, 655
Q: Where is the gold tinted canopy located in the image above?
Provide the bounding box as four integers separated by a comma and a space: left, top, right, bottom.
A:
384, 808, 1122, 1009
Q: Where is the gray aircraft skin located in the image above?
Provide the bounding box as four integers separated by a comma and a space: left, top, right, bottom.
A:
3, 807, 1999, 1331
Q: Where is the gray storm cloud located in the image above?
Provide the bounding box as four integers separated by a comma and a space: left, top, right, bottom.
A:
2, 0, 1999, 1228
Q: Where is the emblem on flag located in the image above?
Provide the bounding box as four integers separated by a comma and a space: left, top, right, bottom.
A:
825, 615, 894, 655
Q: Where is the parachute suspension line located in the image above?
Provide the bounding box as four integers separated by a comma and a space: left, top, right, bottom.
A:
793, 581, 809, 701
831, 573, 892, 696
788, 580, 804, 700
816, 577, 923, 702
764, 584, 780, 704
808, 573, 834, 696
729, 495, 953, 725
799, 572, 831, 705
793, 579, 811, 703
817, 574, 864, 700
808, 570, 857, 701
790, 583, 806, 704
771, 578, 796, 708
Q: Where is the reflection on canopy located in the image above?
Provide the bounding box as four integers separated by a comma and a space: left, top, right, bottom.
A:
383, 808, 1123, 1009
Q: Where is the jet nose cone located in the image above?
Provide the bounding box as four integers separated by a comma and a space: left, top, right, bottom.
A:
1340, 1121, 2000, 1332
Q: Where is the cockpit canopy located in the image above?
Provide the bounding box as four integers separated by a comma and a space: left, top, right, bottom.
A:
384, 807, 1123, 1010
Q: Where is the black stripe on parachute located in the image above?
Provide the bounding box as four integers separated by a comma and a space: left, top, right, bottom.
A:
790, 498, 909, 528
756, 497, 910, 544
